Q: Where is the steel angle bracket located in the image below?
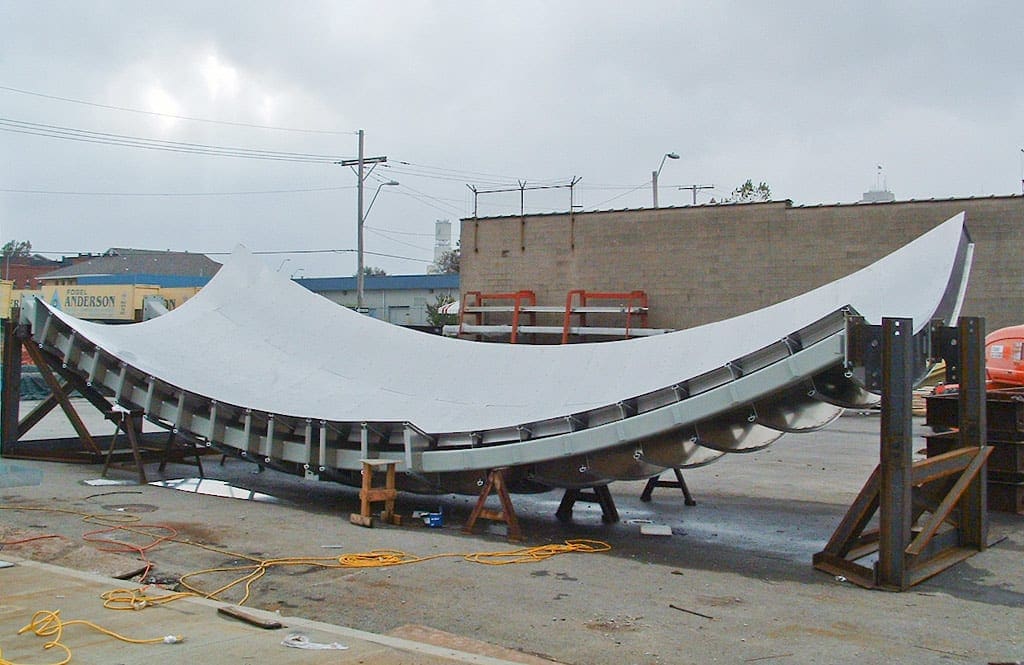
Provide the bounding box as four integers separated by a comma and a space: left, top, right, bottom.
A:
929, 319, 964, 385
844, 315, 936, 393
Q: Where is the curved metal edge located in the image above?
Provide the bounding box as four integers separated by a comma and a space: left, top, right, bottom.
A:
22, 294, 847, 479
753, 381, 845, 433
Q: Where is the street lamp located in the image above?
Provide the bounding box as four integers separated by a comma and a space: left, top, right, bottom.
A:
357, 179, 399, 312
652, 152, 679, 208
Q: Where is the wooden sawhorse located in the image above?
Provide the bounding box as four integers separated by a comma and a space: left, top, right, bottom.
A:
463, 468, 522, 541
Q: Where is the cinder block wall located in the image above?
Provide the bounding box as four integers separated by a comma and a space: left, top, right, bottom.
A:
459, 196, 1024, 332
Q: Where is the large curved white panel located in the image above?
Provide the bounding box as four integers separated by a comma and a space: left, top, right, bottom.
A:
19, 213, 971, 489
32, 213, 966, 434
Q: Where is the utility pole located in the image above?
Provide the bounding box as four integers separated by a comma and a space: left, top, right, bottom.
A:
336, 130, 386, 313
678, 184, 715, 205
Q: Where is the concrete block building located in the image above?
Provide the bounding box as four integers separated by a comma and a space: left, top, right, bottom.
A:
459, 195, 1024, 332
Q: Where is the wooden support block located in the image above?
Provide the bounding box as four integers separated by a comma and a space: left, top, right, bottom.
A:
351, 458, 399, 528
349, 513, 374, 527
218, 605, 284, 629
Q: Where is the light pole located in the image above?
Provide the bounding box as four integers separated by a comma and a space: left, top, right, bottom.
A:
357, 179, 399, 311
652, 152, 679, 208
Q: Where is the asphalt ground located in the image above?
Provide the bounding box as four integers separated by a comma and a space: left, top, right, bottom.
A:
1, 399, 1022, 664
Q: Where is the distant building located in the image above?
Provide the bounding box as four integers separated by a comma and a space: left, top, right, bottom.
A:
296, 273, 459, 327
860, 188, 896, 203
2, 254, 63, 290
860, 166, 896, 203
38, 248, 221, 287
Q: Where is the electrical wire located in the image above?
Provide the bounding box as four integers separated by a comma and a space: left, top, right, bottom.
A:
582, 182, 650, 211
392, 160, 528, 183
363, 226, 435, 237
0, 504, 610, 608
364, 227, 433, 252
390, 160, 572, 188
0, 504, 607, 663
0, 534, 62, 546
0, 185, 355, 197
0, 84, 355, 136
8, 610, 182, 665
0, 117, 347, 163
385, 180, 465, 217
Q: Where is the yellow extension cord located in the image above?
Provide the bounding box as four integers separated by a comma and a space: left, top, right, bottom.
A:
0, 504, 610, 664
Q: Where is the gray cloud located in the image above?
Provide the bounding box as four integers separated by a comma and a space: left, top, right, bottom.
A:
3, 2, 1022, 276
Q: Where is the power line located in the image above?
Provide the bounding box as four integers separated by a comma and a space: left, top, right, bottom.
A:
364, 226, 433, 252
394, 160, 527, 181
363, 225, 435, 237
381, 178, 464, 217
582, 182, 650, 211
0, 84, 356, 136
0, 117, 347, 163
0, 185, 356, 197
385, 162, 569, 188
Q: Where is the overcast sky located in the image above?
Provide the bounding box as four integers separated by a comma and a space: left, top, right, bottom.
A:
2, 2, 1022, 277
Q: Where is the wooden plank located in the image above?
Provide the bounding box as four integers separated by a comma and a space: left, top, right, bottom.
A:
217, 605, 283, 630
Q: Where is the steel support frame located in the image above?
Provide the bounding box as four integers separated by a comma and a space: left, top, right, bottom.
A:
1, 319, 23, 452
813, 316, 989, 590
21, 340, 101, 453
555, 484, 621, 523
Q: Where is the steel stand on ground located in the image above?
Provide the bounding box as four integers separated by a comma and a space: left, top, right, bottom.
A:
350, 459, 400, 527
640, 468, 697, 505
555, 485, 620, 523
20, 330, 100, 454
463, 467, 522, 541
1, 319, 22, 452
813, 316, 990, 590
157, 429, 205, 476
2, 318, 119, 461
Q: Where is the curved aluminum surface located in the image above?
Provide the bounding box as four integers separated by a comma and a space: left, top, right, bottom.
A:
753, 381, 845, 432
20, 213, 971, 491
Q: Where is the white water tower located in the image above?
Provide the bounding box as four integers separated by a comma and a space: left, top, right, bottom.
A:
433, 220, 452, 267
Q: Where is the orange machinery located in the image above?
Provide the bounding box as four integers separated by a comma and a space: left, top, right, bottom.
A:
983, 324, 1024, 388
